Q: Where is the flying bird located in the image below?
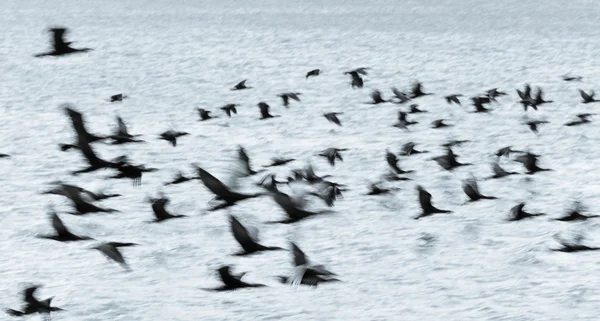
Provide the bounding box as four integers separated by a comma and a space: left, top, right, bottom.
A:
306, 69, 320, 79
415, 185, 452, 219
565, 113, 595, 126
34, 27, 92, 57
231, 80, 252, 91
229, 215, 282, 256
5, 285, 64, 320
37, 210, 94, 242
202, 266, 266, 291
220, 104, 238, 117
445, 94, 463, 105
507, 203, 545, 221
148, 195, 186, 223
159, 130, 189, 147
195, 166, 265, 211
258, 102, 279, 119
461, 176, 497, 202
278, 93, 302, 107
278, 242, 339, 287
197, 108, 218, 121
579, 90, 599, 104
323, 112, 343, 126
91, 242, 137, 271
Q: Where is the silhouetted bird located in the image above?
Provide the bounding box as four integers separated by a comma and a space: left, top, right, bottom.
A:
34, 27, 92, 57
495, 146, 523, 158
462, 177, 497, 202
195, 166, 266, 211
318, 148, 347, 166
367, 90, 388, 104
323, 112, 343, 126
386, 149, 413, 174
409, 104, 426, 113
513, 152, 551, 174
61, 105, 107, 152
366, 183, 398, 196
487, 163, 519, 179
203, 266, 266, 291
164, 171, 194, 185
471, 96, 491, 112
37, 210, 93, 242
57, 184, 119, 215
231, 80, 252, 91
445, 94, 462, 105
263, 157, 295, 167
579, 90, 599, 104
563, 75, 583, 82
197, 108, 217, 121
159, 130, 189, 147
344, 69, 365, 88
552, 235, 600, 252
235, 146, 266, 177
229, 215, 282, 256
306, 69, 320, 79
267, 189, 333, 224
91, 242, 136, 271
532, 87, 553, 106
107, 116, 144, 145
432, 147, 472, 171
220, 104, 238, 117
415, 186, 452, 219
486, 88, 507, 99
5, 285, 64, 320
258, 102, 279, 119
555, 202, 599, 222
409, 82, 433, 98
111, 163, 158, 187
393, 111, 418, 130
431, 119, 451, 128
400, 142, 427, 156
391, 87, 411, 104
565, 113, 595, 126
525, 120, 549, 133
507, 203, 545, 221
278, 242, 339, 287
148, 195, 186, 222
110, 94, 127, 102
279, 93, 302, 107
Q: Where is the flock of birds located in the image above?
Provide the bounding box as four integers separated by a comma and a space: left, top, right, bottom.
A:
3, 27, 600, 320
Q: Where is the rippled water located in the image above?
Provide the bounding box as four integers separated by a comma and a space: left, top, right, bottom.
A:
1, 1, 600, 320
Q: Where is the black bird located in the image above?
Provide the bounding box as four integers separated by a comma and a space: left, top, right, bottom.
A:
461, 177, 497, 202
442, 140, 470, 148
159, 130, 189, 147
42, 183, 120, 202
5, 285, 64, 320
471, 96, 492, 112
487, 162, 519, 179
507, 203, 545, 221
34, 27, 92, 57
37, 210, 93, 242
415, 185, 452, 219
197, 108, 218, 121
148, 195, 186, 222
552, 235, 600, 253
565, 113, 595, 126
318, 148, 348, 166
268, 189, 333, 224
229, 215, 282, 256
400, 142, 427, 156
0, 153, 10, 158
60, 105, 107, 152
533, 87, 553, 106
323, 112, 343, 126
495, 146, 523, 158
58, 184, 119, 215
231, 80, 252, 91
409, 104, 426, 113
432, 147, 472, 171
279, 93, 302, 107
486, 88, 507, 99
345, 71, 364, 89
164, 171, 194, 185
71, 140, 122, 175
110, 163, 158, 187
263, 157, 295, 168
258, 102, 279, 119
393, 111, 418, 130
106, 116, 144, 145
278, 242, 339, 287
431, 119, 451, 128
110, 94, 127, 102
195, 166, 266, 211
366, 183, 398, 196
220, 104, 238, 117
308, 183, 343, 207
525, 120, 549, 133
555, 202, 599, 222
203, 266, 266, 291
579, 90, 599, 104
386, 149, 413, 174
391, 87, 411, 104
409, 82, 433, 99
235, 145, 266, 177
367, 90, 388, 104
306, 69, 320, 79
563, 75, 583, 82
445, 94, 463, 105
91, 242, 137, 271
514, 152, 551, 174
